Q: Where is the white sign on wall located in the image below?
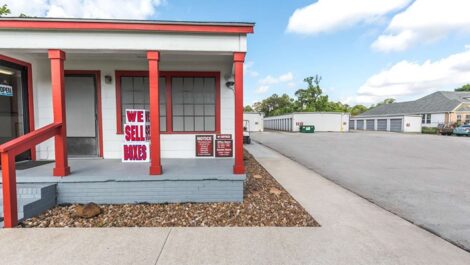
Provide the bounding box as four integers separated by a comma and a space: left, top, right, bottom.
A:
122, 109, 150, 162
0, 84, 13, 97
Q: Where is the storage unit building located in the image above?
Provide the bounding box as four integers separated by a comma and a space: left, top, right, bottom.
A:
264, 112, 350, 132
350, 115, 421, 133
243, 112, 264, 132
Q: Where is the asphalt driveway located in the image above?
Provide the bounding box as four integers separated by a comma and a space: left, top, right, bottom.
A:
252, 131, 470, 251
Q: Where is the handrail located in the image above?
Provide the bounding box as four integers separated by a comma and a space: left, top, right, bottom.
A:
0, 123, 61, 155
1, 122, 62, 228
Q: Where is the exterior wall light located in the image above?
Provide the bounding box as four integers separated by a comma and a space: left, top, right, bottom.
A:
105, 75, 113, 84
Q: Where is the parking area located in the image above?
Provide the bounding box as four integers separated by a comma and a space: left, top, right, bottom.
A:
252, 131, 470, 251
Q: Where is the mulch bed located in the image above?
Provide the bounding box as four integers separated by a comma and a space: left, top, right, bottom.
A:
19, 150, 319, 227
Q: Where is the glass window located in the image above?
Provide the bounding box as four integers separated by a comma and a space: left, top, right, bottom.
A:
457, 115, 462, 122
426, 114, 431, 124
120, 76, 166, 132
465, 115, 470, 124
0, 61, 30, 162
422, 114, 426, 124
172, 77, 216, 132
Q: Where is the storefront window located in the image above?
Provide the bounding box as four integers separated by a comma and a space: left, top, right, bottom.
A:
171, 77, 216, 132
120, 76, 166, 131
0, 60, 30, 161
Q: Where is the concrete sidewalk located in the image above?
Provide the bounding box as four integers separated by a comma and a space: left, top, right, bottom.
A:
0, 142, 469, 265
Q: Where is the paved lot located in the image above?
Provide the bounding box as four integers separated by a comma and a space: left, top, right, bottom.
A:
252, 131, 470, 251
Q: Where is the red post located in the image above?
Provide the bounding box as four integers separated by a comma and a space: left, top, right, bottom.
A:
48, 50, 70, 176
233, 52, 246, 174
147, 51, 162, 175
1, 152, 18, 228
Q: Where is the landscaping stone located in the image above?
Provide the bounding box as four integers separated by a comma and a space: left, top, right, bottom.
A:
19, 151, 318, 228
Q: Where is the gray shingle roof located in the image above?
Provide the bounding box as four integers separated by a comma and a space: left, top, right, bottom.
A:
357, 91, 470, 117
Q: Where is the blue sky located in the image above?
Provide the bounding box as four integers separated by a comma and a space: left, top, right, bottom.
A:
6, 0, 470, 106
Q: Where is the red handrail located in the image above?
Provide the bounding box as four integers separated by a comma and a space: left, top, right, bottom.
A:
1, 122, 62, 228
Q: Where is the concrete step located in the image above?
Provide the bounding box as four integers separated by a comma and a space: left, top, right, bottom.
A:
0, 183, 57, 227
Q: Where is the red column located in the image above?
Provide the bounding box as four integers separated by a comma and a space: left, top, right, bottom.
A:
1, 153, 18, 228
147, 51, 162, 175
233, 52, 246, 174
48, 50, 70, 177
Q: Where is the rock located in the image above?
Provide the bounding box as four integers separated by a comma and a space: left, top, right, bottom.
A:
269, 187, 283, 196
253, 174, 263, 179
74, 203, 101, 218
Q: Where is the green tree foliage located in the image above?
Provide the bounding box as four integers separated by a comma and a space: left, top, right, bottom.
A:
455, 84, 470, 92
253, 93, 295, 117
244, 105, 254, 112
370, 98, 395, 108
252, 74, 374, 117
350, 105, 368, 116
0, 4, 11, 16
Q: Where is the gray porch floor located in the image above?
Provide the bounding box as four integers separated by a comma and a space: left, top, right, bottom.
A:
1, 158, 245, 183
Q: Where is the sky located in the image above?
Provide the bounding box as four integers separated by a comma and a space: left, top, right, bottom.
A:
4, 0, 470, 107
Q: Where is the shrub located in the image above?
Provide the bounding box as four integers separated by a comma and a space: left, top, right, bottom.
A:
422, 127, 438, 134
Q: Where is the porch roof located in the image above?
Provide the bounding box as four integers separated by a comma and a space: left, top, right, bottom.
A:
0, 17, 255, 34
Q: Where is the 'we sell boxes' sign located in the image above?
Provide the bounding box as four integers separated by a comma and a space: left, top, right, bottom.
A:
122, 109, 150, 162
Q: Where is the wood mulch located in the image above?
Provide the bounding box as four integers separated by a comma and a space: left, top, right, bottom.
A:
19, 150, 319, 227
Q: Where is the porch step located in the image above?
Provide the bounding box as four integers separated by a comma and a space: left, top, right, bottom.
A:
0, 184, 57, 227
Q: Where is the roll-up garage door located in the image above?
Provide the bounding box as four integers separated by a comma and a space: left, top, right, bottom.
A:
390, 119, 403, 132
377, 119, 387, 131
349, 120, 354, 130
366, 119, 375, 130
356, 120, 364, 130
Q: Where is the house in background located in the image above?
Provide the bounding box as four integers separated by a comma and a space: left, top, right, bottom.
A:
354, 91, 470, 129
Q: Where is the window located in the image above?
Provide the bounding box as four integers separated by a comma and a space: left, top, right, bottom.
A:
116, 71, 220, 134
426, 114, 431, 124
422, 114, 431, 124
120, 76, 166, 132
172, 77, 216, 132
457, 115, 462, 122
465, 115, 470, 125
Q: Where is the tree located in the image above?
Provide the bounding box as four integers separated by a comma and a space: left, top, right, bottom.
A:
244, 105, 254, 112
294, 75, 332, 112
0, 4, 11, 16
455, 84, 470, 92
370, 98, 395, 108
350, 105, 368, 116
254, 93, 295, 117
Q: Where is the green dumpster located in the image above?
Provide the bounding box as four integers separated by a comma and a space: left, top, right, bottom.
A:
299, 125, 315, 133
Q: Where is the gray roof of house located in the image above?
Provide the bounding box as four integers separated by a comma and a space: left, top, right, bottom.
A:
357, 91, 470, 117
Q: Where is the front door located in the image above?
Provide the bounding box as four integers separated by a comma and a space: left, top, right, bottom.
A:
0, 59, 31, 162
65, 74, 98, 156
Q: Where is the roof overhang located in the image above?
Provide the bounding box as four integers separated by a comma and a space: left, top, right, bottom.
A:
0, 17, 255, 34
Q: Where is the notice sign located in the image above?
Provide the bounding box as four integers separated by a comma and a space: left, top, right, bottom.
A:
0, 84, 13, 97
196, 135, 214, 157
215, 139, 233, 157
122, 109, 150, 162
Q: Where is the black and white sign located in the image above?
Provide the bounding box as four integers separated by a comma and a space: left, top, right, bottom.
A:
0, 84, 13, 97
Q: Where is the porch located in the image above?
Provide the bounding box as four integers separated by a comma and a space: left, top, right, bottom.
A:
1, 158, 245, 204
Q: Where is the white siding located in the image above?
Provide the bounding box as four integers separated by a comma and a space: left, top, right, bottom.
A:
2, 51, 235, 160
422, 113, 446, 128
243, 113, 263, 132
264, 113, 349, 132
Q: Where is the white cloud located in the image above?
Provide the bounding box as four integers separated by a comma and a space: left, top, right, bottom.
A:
3, 0, 164, 19
255, 85, 269, 94
287, 0, 411, 34
244, 61, 259, 78
346, 47, 470, 105
259, 72, 294, 85
255, 72, 294, 95
372, 0, 470, 52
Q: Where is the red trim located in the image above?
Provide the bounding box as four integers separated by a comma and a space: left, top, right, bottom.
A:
115, 70, 221, 135
147, 51, 162, 175
0, 20, 254, 34
48, 49, 70, 177
233, 52, 246, 174
0, 54, 36, 160
64, 70, 104, 158
0, 122, 61, 227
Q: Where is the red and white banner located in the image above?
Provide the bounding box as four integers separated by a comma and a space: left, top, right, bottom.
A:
122, 109, 150, 162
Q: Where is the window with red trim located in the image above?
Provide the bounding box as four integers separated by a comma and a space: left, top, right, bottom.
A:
116, 71, 220, 134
